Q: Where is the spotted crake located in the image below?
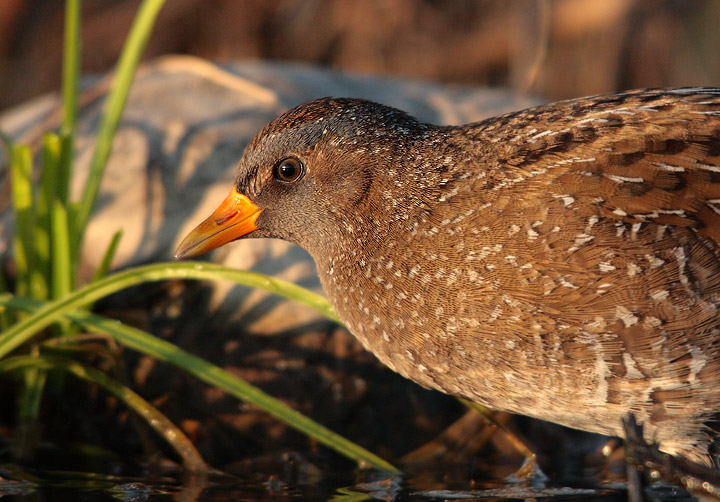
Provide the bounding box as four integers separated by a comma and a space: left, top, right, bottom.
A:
177, 88, 720, 466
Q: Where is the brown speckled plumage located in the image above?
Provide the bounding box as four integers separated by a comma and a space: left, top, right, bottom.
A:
178, 88, 720, 465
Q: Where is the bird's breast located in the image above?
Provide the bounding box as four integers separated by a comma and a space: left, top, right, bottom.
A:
313, 179, 720, 439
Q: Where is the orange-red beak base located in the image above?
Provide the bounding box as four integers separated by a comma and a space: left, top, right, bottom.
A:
175, 189, 261, 259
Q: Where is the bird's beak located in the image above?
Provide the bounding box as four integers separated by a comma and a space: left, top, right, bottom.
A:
175, 188, 262, 259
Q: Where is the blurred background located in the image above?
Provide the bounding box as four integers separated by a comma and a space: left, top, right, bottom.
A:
1, 0, 720, 487
1, 0, 719, 114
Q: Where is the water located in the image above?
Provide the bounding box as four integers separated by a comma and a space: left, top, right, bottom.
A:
0, 462, 699, 502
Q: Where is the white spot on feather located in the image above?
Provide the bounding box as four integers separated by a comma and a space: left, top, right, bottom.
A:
650, 289, 669, 301
653, 162, 685, 172
623, 353, 644, 379
688, 346, 708, 385
616, 306, 639, 327
598, 262, 616, 272
606, 174, 645, 183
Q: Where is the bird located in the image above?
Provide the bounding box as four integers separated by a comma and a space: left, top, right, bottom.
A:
175, 88, 720, 466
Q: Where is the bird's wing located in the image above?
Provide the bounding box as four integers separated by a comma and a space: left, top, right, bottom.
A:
461, 88, 720, 328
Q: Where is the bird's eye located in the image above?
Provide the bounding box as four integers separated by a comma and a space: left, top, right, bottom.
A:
273, 157, 304, 183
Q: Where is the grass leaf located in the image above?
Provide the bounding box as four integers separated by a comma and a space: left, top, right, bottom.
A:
61, 0, 80, 137
74, 0, 166, 248
1, 295, 399, 472
92, 230, 122, 283
0, 261, 339, 361
9, 144, 35, 299
0, 354, 207, 473
37, 134, 63, 299
50, 200, 72, 301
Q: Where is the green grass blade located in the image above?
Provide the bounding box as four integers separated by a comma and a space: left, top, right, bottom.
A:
57, 132, 74, 213
17, 354, 47, 459
0, 276, 12, 331
0, 354, 207, 473
0, 136, 14, 328
19, 369, 47, 420
17, 350, 47, 422
36, 134, 64, 301
19, 137, 54, 422
50, 200, 72, 302
0, 261, 338, 360
332, 487, 373, 502
66, 201, 80, 275
59, 0, 79, 278
77, 314, 396, 472
92, 230, 123, 282
9, 144, 35, 298
61, 0, 80, 137
39, 134, 61, 216
1, 295, 398, 472
74, 0, 166, 247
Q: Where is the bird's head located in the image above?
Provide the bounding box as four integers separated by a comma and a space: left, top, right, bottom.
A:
175, 97, 427, 259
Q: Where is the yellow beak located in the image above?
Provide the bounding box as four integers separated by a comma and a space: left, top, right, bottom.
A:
175, 189, 262, 259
